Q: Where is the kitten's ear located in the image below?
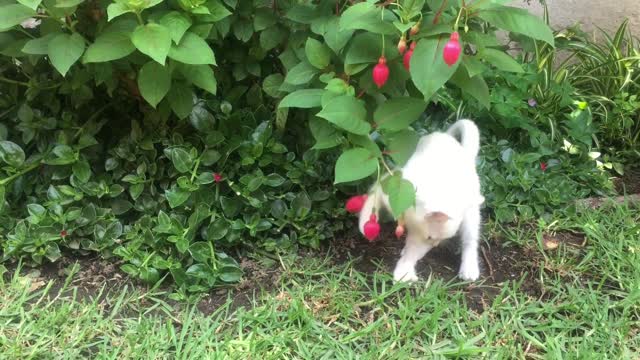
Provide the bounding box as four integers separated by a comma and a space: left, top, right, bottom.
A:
425, 211, 450, 222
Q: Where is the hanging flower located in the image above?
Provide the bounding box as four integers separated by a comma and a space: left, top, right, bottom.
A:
443, 32, 462, 66
540, 162, 547, 172
363, 214, 381, 241
213, 173, 223, 182
345, 195, 367, 213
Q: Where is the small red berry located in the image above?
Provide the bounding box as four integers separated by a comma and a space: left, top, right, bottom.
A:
540, 162, 547, 172
443, 31, 462, 66
345, 195, 368, 213
60, 230, 68, 237
213, 173, 223, 182
395, 224, 405, 239
372, 56, 389, 88
363, 214, 381, 241
397, 36, 407, 54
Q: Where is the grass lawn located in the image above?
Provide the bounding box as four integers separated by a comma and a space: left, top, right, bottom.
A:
1, 201, 638, 359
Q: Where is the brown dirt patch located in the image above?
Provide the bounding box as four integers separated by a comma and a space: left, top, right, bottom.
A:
330, 227, 542, 313
614, 167, 640, 195
4, 229, 549, 316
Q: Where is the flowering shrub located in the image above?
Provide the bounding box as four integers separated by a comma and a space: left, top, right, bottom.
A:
0, 0, 557, 292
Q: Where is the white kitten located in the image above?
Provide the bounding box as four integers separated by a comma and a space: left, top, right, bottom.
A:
359, 119, 484, 282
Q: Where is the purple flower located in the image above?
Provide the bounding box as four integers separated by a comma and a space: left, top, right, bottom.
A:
528, 98, 538, 107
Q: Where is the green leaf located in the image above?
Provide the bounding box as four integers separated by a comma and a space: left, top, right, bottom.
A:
166, 187, 190, 208
374, 97, 426, 131
305, 38, 331, 69
0, 185, 5, 214
72, 159, 91, 183
160, 11, 192, 44
131, 23, 172, 65
478, 48, 523, 73
291, 192, 311, 218
477, 6, 554, 46
284, 61, 318, 85
233, 18, 253, 42
324, 16, 354, 54
0, 141, 25, 167
206, 218, 229, 241
48, 33, 85, 76
22, 33, 58, 55
259, 26, 287, 51
384, 130, 419, 167
178, 64, 217, 95
262, 74, 284, 98
168, 82, 194, 119
169, 32, 216, 65
17, 0, 42, 11
170, 148, 193, 173
0, 5, 37, 30
199, 0, 231, 22
219, 266, 243, 283
410, 34, 460, 101
265, 173, 286, 187
309, 117, 342, 150
334, 148, 378, 184
279, 89, 324, 108
84, 31, 135, 63
382, 173, 415, 218
339, 2, 395, 35
54, 0, 84, 8
316, 95, 371, 135
107, 3, 132, 21
137, 61, 171, 108
450, 66, 490, 109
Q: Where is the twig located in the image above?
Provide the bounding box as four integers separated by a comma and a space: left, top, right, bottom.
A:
480, 246, 494, 279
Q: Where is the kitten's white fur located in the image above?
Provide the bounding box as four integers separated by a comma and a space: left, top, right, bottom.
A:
359, 119, 484, 282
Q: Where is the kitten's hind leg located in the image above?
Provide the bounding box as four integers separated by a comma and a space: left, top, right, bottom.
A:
393, 231, 432, 282
458, 205, 481, 281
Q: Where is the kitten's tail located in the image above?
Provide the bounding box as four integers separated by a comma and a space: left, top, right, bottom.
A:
447, 119, 480, 157
358, 184, 383, 235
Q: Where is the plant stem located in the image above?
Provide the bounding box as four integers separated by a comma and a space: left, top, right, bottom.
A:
0, 162, 40, 186
0, 76, 29, 87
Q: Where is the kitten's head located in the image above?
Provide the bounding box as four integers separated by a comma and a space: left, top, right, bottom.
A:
421, 211, 460, 240
415, 195, 484, 241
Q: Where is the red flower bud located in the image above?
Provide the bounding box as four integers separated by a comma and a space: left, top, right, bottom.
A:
397, 37, 407, 54
60, 230, 68, 237
540, 162, 547, 172
403, 42, 417, 70
443, 31, 462, 66
363, 214, 381, 241
345, 194, 368, 213
410, 22, 420, 36
213, 173, 223, 182
372, 56, 389, 88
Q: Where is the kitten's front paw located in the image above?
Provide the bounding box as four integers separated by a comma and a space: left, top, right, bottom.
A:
458, 263, 480, 281
393, 267, 419, 282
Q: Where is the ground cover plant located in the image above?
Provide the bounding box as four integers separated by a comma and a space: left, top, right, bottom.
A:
1, 201, 638, 357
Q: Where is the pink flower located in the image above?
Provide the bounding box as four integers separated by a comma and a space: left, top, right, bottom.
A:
540, 162, 547, 172
213, 173, 223, 183
60, 230, 68, 237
